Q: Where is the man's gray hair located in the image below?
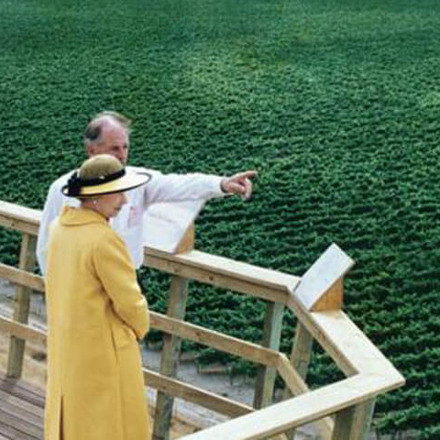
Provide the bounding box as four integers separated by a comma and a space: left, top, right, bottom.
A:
83, 111, 132, 145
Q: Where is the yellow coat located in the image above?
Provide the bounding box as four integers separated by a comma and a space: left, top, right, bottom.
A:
44, 206, 151, 440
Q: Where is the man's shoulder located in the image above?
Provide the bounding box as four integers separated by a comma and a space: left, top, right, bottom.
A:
49, 170, 76, 191
126, 166, 163, 188
127, 165, 160, 176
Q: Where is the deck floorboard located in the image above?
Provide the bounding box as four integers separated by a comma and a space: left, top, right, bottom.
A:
0, 374, 43, 440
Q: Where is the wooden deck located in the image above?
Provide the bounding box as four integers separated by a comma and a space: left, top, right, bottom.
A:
0, 200, 406, 440
0, 373, 44, 440
0, 371, 202, 440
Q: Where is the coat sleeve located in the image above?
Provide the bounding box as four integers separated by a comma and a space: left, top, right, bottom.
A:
93, 230, 149, 339
142, 169, 225, 207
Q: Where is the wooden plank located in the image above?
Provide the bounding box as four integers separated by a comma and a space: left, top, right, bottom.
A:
0, 394, 44, 440
144, 251, 298, 304
0, 316, 47, 345
285, 295, 352, 376
146, 250, 300, 292
150, 312, 279, 367
277, 355, 333, 440
286, 292, 387, 378
145, 254, 289, 304
253, 302, 284, 409
175, 224, 195, 254
312, 278, 343, 312
0, 388, 44, 420
310, 310, 405, 379
7, 234, 37, 378
277, 355, 309, 397
350, 399, 376, 440
144, 369, 252, 418
0, 264, 44, 293
0, 216, 38, 238
0, 201, 41, 225
0, 398, 44, 429
6, 380, 44, 403
289, 322, 313, 381
0, 201, 40, 237
0, 408, 42, 439
331, 405, 355, 440
0, 373, 45, 396
0, 421, 38, 440
0, 386, 45, 411
293, 243, 354, 311
283, 321, 314, 440
0, 376, 45, 409
179, 374, 401, 440
329, 400, 376, 440
0, 310, 279, 371
153, 275, 189, 440
286, 292, 357, 376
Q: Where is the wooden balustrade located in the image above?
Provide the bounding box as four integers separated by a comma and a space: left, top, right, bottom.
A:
0, 200, 405, 440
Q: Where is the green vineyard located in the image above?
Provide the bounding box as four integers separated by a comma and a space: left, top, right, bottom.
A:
1, 0, 440, 437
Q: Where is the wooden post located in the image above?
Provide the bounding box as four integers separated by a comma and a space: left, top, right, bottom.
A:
332, 406, 356, 440
283, 322, 314, 440
284, 243, 354, 440
153, 276, 189, 440
153, 226, 193, 440
6, 233, 37, 378
350, 399, 376, 440
253, 301, 284, 409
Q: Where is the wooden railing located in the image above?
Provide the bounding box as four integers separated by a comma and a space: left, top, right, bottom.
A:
0, 200, 404, 440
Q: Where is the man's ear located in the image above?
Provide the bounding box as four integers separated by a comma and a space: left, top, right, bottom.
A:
86, 144, 95, 158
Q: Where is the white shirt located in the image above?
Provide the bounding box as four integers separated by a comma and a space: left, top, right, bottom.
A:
37, 166, 224, 273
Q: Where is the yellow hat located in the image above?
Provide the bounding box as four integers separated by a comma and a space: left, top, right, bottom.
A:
62, 167, 151, 197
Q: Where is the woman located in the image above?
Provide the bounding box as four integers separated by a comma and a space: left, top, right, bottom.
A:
44, 154, 152, 440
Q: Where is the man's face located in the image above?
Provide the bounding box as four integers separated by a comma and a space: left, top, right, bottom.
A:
87, 124, 129, 165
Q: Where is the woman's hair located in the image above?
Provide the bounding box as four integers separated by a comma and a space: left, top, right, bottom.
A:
79, 154, 123, 180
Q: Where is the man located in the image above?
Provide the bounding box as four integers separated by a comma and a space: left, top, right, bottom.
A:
37, 111, 256, 273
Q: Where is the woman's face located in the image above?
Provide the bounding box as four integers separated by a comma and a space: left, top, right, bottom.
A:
93, 192, 127, 219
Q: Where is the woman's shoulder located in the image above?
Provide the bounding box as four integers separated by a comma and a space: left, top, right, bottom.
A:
91, 226, 133, 270
92, 225, 126, 251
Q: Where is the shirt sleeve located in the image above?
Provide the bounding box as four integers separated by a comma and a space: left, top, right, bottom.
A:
36, 179, 65, 275
143, 169, 225, 208
93, 230, 149, 339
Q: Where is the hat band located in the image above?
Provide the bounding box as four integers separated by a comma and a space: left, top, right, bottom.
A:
65, 168, 126, 196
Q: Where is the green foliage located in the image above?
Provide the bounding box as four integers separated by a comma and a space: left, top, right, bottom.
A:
1, 0, 440, 437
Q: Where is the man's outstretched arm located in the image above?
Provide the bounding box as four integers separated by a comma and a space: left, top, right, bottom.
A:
143, 169, 257, 206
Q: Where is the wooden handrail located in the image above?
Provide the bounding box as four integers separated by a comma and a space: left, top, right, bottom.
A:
0, 200, 40, 235
0, 201, 405, 440
144, 249, 299, 304
182, 373, 398, 440
0, 315, 253, 418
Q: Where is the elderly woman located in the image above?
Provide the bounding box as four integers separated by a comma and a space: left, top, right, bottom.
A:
44, 154, 151, 440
